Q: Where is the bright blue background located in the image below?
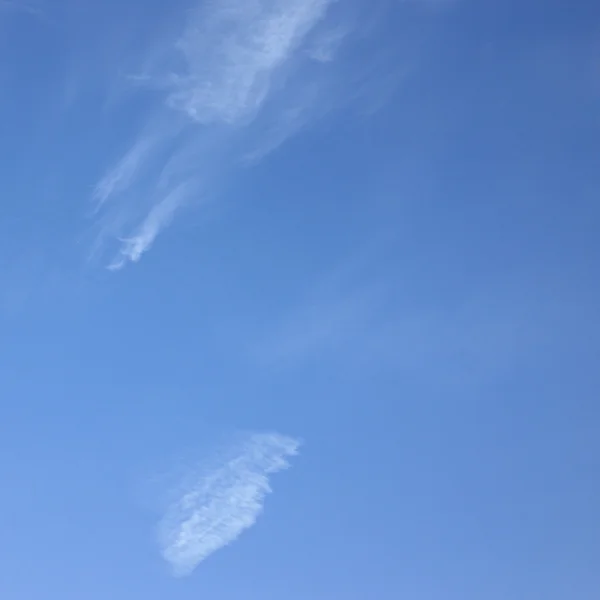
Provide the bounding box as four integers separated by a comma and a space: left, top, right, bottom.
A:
1, 0, 599, 598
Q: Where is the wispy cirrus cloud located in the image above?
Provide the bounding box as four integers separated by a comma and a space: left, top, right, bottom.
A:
157, 432, 300, 577
91, 134, 158, 212
107, 179, 192, 270
90, 0, 346, 269
163, 0, 332, 125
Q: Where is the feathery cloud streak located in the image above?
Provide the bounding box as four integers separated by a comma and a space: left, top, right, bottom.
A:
92, 0, 341, 268
157, 432, 300, 576
165, 0, 331, 125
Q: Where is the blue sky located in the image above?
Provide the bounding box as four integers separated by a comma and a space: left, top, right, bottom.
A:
1, 0, 599, 597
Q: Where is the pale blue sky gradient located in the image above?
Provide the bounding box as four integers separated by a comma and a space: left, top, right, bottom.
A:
1, 0, 599, 598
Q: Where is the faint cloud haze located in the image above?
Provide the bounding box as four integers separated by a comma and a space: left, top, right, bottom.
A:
0, 0, 42, 16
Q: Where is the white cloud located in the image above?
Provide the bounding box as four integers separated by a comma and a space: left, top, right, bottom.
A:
157, 432, 300, 577
91, 0, 341, 269
90, 0, 414, 269
107, 180, 192, 270
165, 0, 332, 125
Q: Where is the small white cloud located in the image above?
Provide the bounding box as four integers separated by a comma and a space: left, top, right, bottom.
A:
108, 180, 193, 270
157, 432, 300, 577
